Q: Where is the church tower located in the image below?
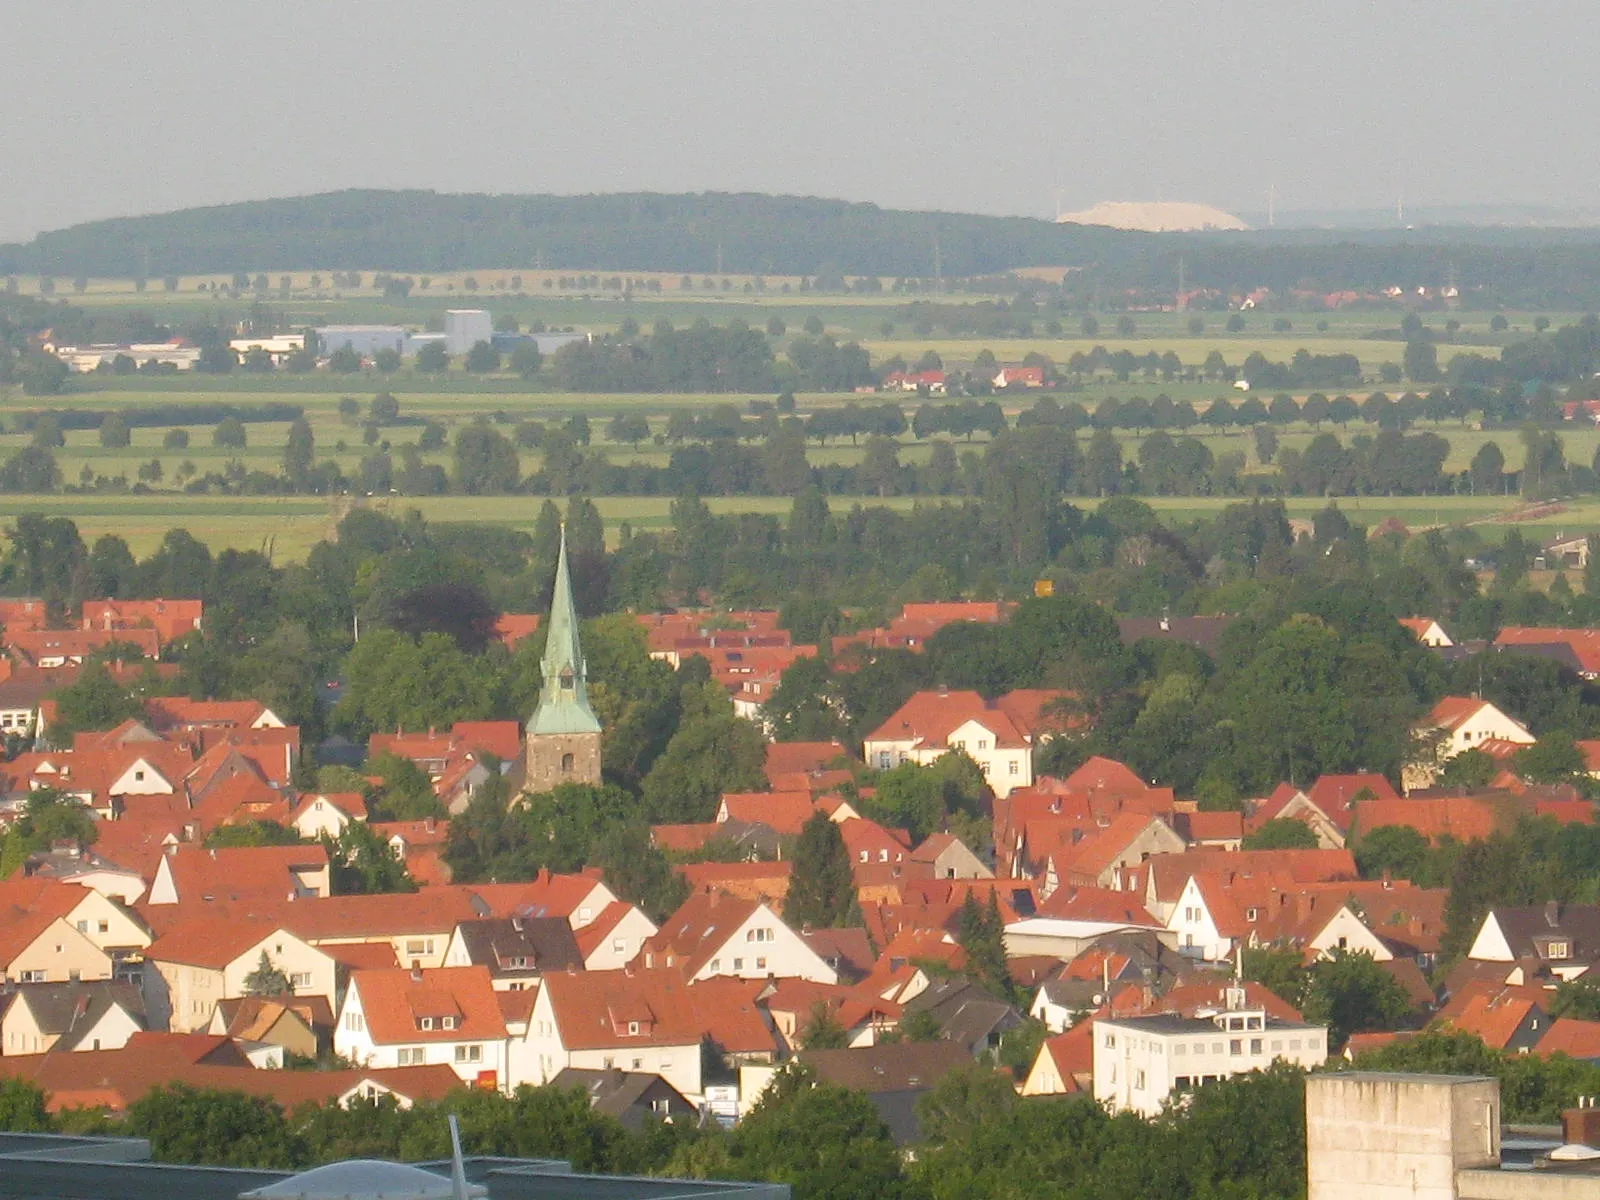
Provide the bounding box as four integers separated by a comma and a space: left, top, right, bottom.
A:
522, 526, 603, 793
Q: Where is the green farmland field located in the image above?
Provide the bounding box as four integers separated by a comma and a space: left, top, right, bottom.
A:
1, 285, 1592, 563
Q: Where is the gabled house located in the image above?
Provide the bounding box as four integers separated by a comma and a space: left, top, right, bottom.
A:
82, 598, 203, 644
442, 917, 584, 989
0, 981, 145, 1055
1021, 1019, 1093, 1095
1045, 812, 1186, 893
548, 1067, 697, 1129
637, 892, 836, 984
0, 880, 115, 985
8, 627, 161, 668
334, 965, 508, 1087
572, 901, 660, 972
525, 971, 777, 1100
207, 994, 333, 1060
1466, 902, 1600, 983
907, 832, 992, 881
288, 792, 368, 840
1408, 697, 1537, 790
863, 687, 1076, 798
147, 843, 330, 905
1399, 618, 1454, 648
369, 722, 521, 814
761, 978, 899, 1050
1439, 992, 1547, 1052
143, 918, 340, 1032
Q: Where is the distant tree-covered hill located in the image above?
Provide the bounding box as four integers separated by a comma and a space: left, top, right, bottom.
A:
0, 190, 1148, 279
6, 189, 1600, 306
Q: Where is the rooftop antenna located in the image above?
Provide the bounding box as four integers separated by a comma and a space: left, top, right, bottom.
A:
448, 1114, 469, 1200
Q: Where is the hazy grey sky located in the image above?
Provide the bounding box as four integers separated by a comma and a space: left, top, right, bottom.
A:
3, 0, 1596, 243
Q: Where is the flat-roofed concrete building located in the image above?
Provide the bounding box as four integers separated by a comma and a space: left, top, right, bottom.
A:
1093, 1001, 1328, 1116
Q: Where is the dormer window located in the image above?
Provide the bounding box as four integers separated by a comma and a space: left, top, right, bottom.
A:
1549, 941, 1571, 959
628, 1021, 639, 1035
441, 1016, 458, 1030
419, 1017, 434, 1031
559, 668, 575, 691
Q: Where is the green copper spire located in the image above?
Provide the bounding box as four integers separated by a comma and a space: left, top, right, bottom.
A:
528, 525, 602, 735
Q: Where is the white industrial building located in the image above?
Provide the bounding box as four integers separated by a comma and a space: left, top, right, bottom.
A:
445, 310, 494, 355
316, 325, 407, 358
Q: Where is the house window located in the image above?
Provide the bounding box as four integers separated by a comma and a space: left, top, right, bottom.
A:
97, 921, 108, 934
859, 851, 868, 863
77, 920, 88, 933
1251, 1038, 1263, 1055
1009, 761, 1019, 775
398, 1047, 422, 1065
631, 1057, 643, 1070
877, 752, 892, 769
1133, 1069, 1145, 1089
1549, 941, 1571, 959
612, 938, 626, 953
19, 971, 44, 983
290, 972, 312, 989
454, 1045, 482, 1063
710, 959, 721, 973
756, 957, 767, 971
733, 958, 744, 971
561, 753, 575, 773
977, 740, 988, 751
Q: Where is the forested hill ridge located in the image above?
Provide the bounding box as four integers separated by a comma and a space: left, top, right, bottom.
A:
11, 189, 1600, 304
0, 190, 1140, 280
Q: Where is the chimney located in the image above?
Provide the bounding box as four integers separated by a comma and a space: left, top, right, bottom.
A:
410, 967, 424, 982
1547, 900, 1562, 927
1565, 1105, 1600, 1148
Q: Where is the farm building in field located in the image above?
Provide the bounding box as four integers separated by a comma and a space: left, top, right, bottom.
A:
315, 325, 406, 358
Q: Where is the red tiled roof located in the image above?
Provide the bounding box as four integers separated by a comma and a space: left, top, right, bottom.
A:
492, 613, 541, 649
1442, 993, 1541, 1049
865, 689, 1043, 749
0, 1049, 458, 1114
81, 598, 202, 644
1538, 1017, 1600, 1059
7, 627, 161, 664
1040, 1021, 1093, 1086
1034, 884, 1159, 926
144, 917, 298, 970
640, 891, 776, 976
350, 966, 506, 1044
0, 879, 85, 965
1494, 628, 1600, 675
154, 843, 327, 905
541, 969, 776, 1054
764, 741, 849, 786
718, 791, 817, 835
